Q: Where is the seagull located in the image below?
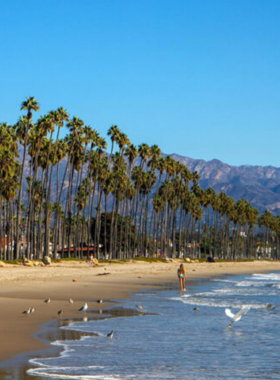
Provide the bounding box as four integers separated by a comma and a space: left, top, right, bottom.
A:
22, 308, 31, 315
193, 307, 200, 311
97, 299, 103, 304
57, 310, 64, 316
30, 307, 35, 313
136, 305, 144, 312
44, 298, 51, 304
225, 306, 250, 330
69, 298, 74, 304
107, 330, 114, 339
78, 303, 88, 312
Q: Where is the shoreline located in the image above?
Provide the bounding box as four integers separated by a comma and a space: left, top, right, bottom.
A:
0, 259, 280, 377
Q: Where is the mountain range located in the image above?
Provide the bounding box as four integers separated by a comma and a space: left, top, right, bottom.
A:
170, 154, 280, 214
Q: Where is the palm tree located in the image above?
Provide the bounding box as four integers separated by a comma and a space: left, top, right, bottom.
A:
107, 125, 120, 157
258, 210, 272, 258
138, 143, 151, 168
125, 144, 138, 173
65, 117, 85, 257
218, 192, 235, 258
44, 108, 69, 258
245, 203, 259, 258
15, 97, 39, 259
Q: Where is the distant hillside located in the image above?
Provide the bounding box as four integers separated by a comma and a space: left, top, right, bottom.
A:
170, 154, 280, 214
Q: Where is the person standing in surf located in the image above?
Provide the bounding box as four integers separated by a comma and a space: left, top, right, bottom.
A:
177, 264, 186, 291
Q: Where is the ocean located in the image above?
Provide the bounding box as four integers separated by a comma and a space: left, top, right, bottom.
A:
26, 272, 280, 380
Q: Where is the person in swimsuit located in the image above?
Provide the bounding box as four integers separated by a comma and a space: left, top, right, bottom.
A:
177, 264, 186, 291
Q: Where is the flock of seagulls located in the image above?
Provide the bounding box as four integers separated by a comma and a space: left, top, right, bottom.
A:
22, 300, 250, 339
22, 299, 97, 315
22, 300, 147, 340
21, 297, 117, 337
22, 295, 250, 336
23, 298, 106, 317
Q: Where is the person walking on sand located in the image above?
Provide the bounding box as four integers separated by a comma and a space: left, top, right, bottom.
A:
177, 264, 186, 291
89, 254, 94, 266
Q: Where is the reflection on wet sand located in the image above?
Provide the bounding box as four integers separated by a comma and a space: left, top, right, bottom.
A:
0, 305, 155, 380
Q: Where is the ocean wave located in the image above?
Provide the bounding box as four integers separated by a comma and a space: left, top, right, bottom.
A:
187, 288, 264, 297
199, 288, 277, 296
28, 339, 114, 379
171, 296, 271, 309
235, 281, 268, 287
29, 335, 94, 370
251, 273, 280, 281
27, 367, 121, 379
211, 279, 237, 283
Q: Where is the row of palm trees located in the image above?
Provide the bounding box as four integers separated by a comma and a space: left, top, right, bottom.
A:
0, 97, 279, 261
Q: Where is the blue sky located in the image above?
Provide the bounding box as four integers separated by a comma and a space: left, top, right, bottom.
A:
1, 0, 280, 167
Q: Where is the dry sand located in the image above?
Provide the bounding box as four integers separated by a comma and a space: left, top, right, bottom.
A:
0, 259, 279, 364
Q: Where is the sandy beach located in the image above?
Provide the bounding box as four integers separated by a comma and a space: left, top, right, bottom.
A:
0, 259, 279, 366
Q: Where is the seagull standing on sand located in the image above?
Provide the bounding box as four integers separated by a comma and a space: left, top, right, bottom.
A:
30, 307, 35, 313
225, 306, 250, 330
69, 298, 74, 304
97, 299, 103, 304
107, 330, 114, 339
78, 303, 88, 312
136, 305, 144, 312
22, 308, 31, 315
44, 298, 51, 304
57, 310, 64, 316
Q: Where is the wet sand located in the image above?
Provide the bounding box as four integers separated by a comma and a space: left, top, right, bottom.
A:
0, 259, 279, 376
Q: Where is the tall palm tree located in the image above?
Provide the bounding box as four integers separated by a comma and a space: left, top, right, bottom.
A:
45, 108, 69, 258
65, 117, 85, 257
107, 125, 120, 158
15, 97, 39, 259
